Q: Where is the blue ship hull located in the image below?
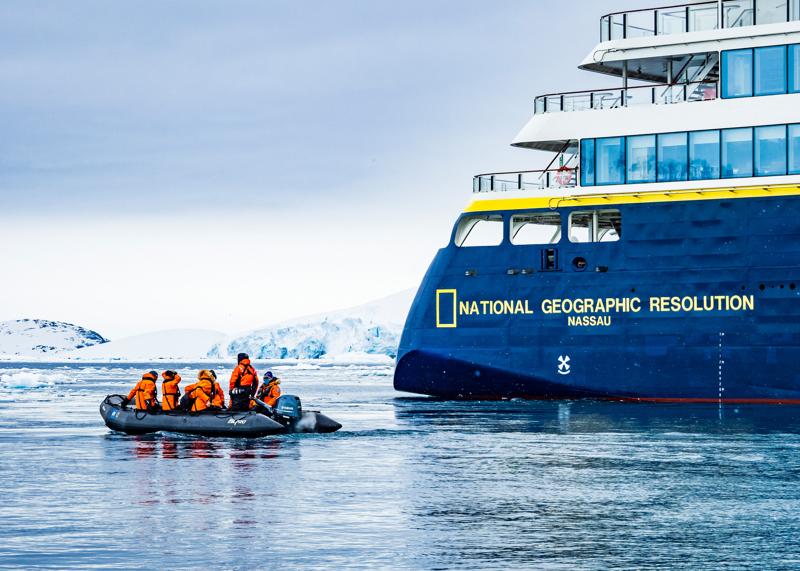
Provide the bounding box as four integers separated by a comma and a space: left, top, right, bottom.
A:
394, 194, 800, 403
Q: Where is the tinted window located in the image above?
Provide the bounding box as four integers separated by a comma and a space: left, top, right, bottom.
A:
596, 137, 625, 185
755, 46, 787, 96
657, 132, 688, 182
789, 124, 800, 174
689, 130, 721, 180
755, 125, 787, 176
722, 49, 753, 98
455, 215, 504, 247
722, 128, 754, 178
626, 135, 656, 183
790, 45, 800, 92
581, 139, 595, 187
511, 213, 562, 245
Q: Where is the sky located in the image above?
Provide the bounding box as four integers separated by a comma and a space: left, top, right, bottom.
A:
0, 0, 644, 338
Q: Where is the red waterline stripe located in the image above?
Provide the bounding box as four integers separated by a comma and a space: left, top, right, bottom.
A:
609, 396, 800, 405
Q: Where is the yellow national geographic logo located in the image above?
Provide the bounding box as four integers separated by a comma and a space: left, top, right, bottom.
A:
436, 289, 458, 329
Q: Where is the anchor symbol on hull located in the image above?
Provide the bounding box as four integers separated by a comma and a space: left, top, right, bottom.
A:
557, 355, 571, 376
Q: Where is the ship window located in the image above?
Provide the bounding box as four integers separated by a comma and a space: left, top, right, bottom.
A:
455, 215, 504, 247
722, 49, 753, 98
511, 213, 562, 245
657, 132, 688, 182
790, 45, 800, 92
755, 46, 787, 96
596, 137, 625, 185
569, 210, 621, 243
580, 139, 595, 186
789, 125, 800, 174
626, 135, 656, 183
755, 125, 788, 176
722, 128, 754, 178
689, 130, 721, 180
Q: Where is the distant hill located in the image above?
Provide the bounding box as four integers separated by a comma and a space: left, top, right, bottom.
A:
66, 329, 227, 361
0, 319, 108, 357
209, 290, 415, 361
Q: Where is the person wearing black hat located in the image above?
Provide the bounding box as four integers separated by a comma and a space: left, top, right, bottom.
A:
229, 353, 259, 411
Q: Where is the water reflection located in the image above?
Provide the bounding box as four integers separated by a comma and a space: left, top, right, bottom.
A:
392, 397, 800, 435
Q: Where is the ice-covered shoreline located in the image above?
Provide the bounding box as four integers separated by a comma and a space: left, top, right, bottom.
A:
0, 290, 413, 365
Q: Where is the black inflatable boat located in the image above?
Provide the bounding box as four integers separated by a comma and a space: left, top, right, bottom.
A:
100, 395, 342, 437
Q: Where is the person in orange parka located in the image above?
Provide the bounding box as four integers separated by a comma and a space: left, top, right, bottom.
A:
255, 371, 281, 407
124, 370, 159, 411
161, 370, 182, 412
229, 353, 259, 411
209, 370, 226, 409
184, 370, 216, 412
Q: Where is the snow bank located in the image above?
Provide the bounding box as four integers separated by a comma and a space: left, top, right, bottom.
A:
66, 329, 227, 361
0, 319, 108, 357
210, 290, 414, 362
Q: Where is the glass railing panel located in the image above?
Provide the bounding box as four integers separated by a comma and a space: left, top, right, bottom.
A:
592, 90, 624, 110
534, 98, 546, 115
657, 7, 688, 35
724, 0, 755, 27
756, 0, 789, 24
626, 11, 656, 38
688, 82, 719, 101
792, 0, 800, 21
601, 16, 611, 42
688, 4, 719, 31
610, 14, 626, 40
472, 170, 578, 193
545, 95, 562, 113
653, 84, 681, 105
562, 93, 592, 113
625, 87, 655, 106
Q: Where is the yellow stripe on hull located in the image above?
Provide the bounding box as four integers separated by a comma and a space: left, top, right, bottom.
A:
465, 183, 800, 213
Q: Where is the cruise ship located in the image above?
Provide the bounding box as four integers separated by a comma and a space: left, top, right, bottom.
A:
394, 0, 800, 403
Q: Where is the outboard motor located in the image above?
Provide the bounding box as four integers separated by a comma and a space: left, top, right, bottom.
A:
274, 395, 303, 422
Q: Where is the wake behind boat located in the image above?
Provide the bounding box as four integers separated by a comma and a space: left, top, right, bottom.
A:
100, 394, 342, 437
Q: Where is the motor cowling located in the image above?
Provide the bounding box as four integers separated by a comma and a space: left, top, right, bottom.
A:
274, 395, 302, 421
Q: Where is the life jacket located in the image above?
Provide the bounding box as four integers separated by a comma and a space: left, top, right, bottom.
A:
229, 359, 259, 395
127, 372, 159, 411
258, 380, 282, 408
211, 382, 225, 408
186, 370, 216, 412
161, 372, 182, 412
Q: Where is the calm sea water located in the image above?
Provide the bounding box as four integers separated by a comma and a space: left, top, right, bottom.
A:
1, 362, 800, 570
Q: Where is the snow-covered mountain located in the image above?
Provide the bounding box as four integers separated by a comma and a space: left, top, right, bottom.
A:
66, 329, 227, 361
0, 319, 108, 357
209, 290, 415, 361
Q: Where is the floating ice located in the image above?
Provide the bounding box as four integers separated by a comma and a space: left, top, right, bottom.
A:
0, 370, 75, 390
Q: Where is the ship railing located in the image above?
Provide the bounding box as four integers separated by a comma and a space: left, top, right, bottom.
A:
600, 0, 798, 42
473, 168, 578, 193
534, 81, 717, 115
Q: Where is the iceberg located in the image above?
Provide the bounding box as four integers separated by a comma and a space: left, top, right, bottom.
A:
210, 290, 414, 362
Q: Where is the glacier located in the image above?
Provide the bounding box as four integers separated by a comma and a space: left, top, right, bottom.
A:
209, 290, 414, 361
